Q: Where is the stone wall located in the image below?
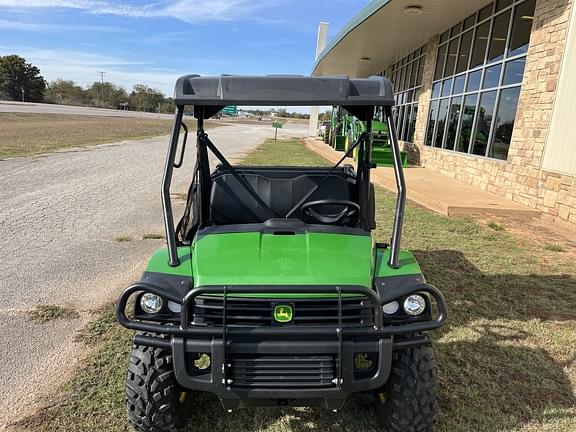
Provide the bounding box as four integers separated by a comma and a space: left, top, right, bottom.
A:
404, 0, 576, 227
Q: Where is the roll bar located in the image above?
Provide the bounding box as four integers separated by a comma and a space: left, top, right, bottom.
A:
160, 98, 406, 269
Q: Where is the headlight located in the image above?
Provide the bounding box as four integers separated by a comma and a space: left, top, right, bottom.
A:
403, 294, 426, 316
382, 301, 399, 315
140, 293, 163, 313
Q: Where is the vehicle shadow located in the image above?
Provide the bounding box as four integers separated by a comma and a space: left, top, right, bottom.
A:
414, 249, 576, 431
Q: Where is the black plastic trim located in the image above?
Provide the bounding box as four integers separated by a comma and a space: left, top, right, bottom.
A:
196, 220, 370, 237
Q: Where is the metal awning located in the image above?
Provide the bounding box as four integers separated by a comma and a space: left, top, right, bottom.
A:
313, 0, 493, 77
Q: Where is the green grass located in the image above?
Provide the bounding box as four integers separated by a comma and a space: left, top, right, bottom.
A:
112, 235, 133, 242
487, 221, 505, 231
544, 244, 564, 252
142, 233, 165, 240
27, 304, 80, 323
14, 139, 576, 432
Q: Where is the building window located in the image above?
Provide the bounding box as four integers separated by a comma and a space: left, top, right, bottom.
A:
425, 0, 535, 160
386, 45, 426, 142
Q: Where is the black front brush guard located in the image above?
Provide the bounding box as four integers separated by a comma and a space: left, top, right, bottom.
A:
116, 283, 446, 338
116, 284, 446, 410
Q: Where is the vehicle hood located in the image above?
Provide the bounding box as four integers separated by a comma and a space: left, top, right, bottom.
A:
191, 231, 373, 288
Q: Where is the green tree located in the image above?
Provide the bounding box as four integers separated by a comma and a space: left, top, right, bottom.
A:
88, 82, 128, 109
45, 79, 89, 105
0, 54, 46, 101
129, 84, 165, 112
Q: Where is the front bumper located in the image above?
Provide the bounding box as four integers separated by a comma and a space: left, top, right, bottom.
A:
116, 284, 446, 410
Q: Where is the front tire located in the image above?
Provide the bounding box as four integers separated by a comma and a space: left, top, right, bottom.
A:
373, 344, 439, 432
125, 335, 188, 432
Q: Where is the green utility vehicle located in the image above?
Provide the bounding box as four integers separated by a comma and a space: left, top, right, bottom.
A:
117, 75, 446, 432
346, 116, 408, 168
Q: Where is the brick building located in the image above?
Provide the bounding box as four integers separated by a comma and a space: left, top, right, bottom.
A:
313, 0, 576, 228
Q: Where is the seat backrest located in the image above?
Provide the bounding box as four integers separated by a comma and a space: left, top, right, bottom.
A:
209, 171, 355, 225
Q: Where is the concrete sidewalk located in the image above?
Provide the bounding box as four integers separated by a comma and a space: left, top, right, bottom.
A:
306, 138, 540, 219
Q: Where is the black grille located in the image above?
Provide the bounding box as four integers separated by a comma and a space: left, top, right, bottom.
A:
191, 295, 373, 327
230, 355, 336, 388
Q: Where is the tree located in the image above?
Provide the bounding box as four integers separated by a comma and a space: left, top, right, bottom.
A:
45, 79, 90, 105
87, 81, 128, 108
129, 84, 165, 112
0, 55, 46, 102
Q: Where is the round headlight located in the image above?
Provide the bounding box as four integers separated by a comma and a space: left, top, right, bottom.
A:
140, 293, 163, 314
382, 301, 399, 315
167, 300, 182, 313
403, 294, 426, 316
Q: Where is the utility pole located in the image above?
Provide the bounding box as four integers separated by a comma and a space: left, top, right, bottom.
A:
97, 71, 105, 105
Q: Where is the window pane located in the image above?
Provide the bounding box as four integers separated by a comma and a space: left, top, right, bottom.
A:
451, 22, 463, 37
402, 105, 411, 139
414, 87, 421, 101
463, 14, 476, 30
479, 2, 494, 21
408, 105, 418, 142
432, 81, 442, 98
440, 30, 450, 44
453, 74, 466, 94
467, 70, 482, 92
456, 30, 473, 73
503, 58, 526, 85
445, 96, 463, 150
456, 93, 478, 152
471, 90, 498, 156
435, 98, 450, 148
435, 44, 447, 80
416, 60, 424, 85
483, 63, 502, 88
442, 78, 453, 97
406, 63, 413, 89
471, 21, 490, 68
496, 0, 513, 12
397, 105, 405, 137
509, 0, 536, 57
410, 59, 419, 87
489, 87, 521, 160
426, 100, 439, 146
444, 38, 459, 77
488, 10, 511, 62
400, 66, 407, 90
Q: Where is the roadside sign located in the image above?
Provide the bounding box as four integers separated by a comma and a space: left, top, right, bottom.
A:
272, 120, 283, 141
221, 105, 237, 116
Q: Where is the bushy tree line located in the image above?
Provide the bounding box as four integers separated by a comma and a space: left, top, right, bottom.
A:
0, 54, 174, 113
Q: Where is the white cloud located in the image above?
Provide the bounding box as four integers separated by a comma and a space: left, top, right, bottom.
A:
0, 0, 281, 23
0, 18, 131, 32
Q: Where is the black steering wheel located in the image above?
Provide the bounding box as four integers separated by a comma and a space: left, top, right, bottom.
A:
301, 199, 360, 225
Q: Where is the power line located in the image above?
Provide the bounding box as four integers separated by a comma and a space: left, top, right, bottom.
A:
97, 71, 106, 105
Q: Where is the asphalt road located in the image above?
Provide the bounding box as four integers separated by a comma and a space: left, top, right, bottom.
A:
0, 123, 307, 427
0, 100, 175, 119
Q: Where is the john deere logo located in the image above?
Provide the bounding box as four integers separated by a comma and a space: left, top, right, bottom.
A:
274, 305, 293, 323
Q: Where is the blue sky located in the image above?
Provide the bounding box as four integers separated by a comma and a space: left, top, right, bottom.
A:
0, 0, 370, 96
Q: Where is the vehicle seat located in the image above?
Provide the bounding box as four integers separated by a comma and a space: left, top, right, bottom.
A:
209, 171, 355, 225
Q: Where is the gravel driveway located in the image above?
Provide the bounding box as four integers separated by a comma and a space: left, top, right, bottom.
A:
0, 122, 307, 427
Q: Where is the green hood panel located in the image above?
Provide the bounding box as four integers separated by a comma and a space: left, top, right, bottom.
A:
145, 247, 193, 276
191, 232, 373, 287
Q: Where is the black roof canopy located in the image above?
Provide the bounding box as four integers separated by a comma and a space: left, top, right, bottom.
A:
173, 75, 395, 119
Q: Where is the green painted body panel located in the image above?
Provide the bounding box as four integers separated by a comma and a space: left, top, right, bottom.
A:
374, 248, 422, 277
142, 235, 423, 298
145, 247, 193, 276
191, 232, 374, 288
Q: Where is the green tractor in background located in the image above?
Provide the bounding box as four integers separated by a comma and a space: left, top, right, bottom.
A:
328, 107, 408, 168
